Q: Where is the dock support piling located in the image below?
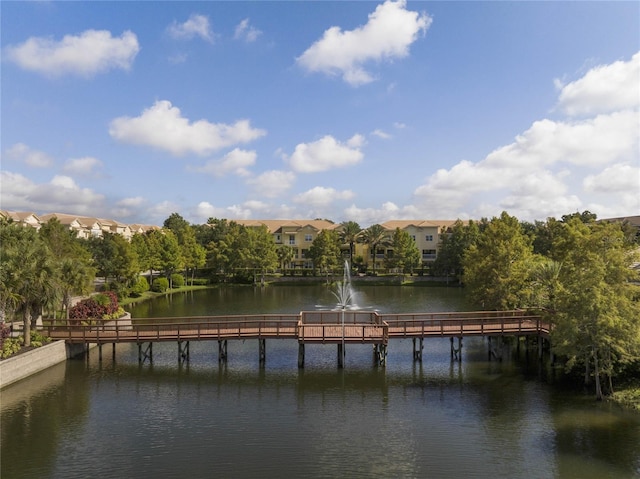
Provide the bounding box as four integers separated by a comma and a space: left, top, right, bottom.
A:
373, 344, 387, 367
98, 343, 103, 362
412, 337, 424, 362
298, 343, 305, 368
337, 343, 345, 369
218, 340, 228, 363
178, 341, 190, 364
451, 337, 462, 361
259, 338, 266, 365
138, 342, 152, 364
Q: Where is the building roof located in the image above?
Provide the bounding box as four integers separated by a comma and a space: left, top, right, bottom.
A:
380, 220, 458, 230
601, 215, 640, 228
234, 219, 339, 233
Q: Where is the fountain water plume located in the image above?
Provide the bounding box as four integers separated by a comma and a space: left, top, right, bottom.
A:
332, 260, 355, 310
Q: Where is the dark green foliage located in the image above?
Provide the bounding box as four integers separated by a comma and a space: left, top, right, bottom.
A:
130, 276, 150, 297
151, 277, 169, 293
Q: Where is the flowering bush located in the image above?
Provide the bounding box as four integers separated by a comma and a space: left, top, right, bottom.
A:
69, 291, 122, 323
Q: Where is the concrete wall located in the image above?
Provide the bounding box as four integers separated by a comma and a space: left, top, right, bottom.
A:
0, 340, 70, 390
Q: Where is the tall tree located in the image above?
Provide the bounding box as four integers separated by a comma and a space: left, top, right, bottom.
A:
157, 230, 184, 285
387, 228, 421, 275
462, 212, 538, 310
163, 212, 190, 232
339, 221, 361, 270
40, 217, 95, 316
0, 222, 57, 346
246, 225, 278, 284
308, 230, 342, 282
551, 218, 640, 399
361, 224, 391, 275
277, 245, 295, 273
432, 220, 480, 280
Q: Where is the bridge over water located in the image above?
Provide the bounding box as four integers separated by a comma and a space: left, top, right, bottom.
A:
44, 310, 550, 368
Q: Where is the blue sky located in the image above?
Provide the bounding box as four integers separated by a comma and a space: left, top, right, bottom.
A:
1, 1, 638, 227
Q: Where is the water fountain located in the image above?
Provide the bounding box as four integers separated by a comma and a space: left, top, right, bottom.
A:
332, 260, 355, 368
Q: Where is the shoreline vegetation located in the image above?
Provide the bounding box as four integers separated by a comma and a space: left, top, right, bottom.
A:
2, 280, 638, 412
2, 211, 638, 410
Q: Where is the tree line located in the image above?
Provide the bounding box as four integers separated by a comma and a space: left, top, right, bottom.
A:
433, 211, 639, 400
1, 210, 638, 397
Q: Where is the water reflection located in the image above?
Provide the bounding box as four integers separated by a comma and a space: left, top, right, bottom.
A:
2, 286, 639, 479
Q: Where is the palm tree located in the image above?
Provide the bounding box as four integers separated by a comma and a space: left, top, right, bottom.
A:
58, 258, 96, 320
277, 245, 295, 274
361, 224, 391, 275
1, 223, 57, 346
339, 221, 361, 271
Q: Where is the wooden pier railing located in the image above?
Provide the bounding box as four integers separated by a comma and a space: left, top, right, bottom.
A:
42, 310, 550, 345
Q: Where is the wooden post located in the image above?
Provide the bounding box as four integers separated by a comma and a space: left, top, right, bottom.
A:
337, 343, 344, 368
178, 341, 190, 364
112, 343, 116, 361
138, 342, 153, 364
413, 337, 423, 362
457, 337, 463, 362
259, 338, 266, 365
218, 340, 228, 363
298, 343, 305, 368
98, 343, 103, 362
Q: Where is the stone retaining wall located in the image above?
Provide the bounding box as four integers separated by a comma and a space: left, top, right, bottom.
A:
0, 340, 69, 389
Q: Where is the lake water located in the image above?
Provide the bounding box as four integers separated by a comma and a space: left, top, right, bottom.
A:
2, 285, 639, 478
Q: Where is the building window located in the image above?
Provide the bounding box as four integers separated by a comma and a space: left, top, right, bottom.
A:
289, 235, 296, 245
305, 234, 313, 242
422, 249, 437, 259
275, 234, 281, 242
425, 235, 433, 242
411, 235, 416, 242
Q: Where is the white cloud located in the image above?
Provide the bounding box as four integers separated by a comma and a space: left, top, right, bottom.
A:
412, 51, 640, 222
5, 30, 139, 77
555, 51, 640, 116
191, 149, 257, 177
246, 170, 295, 198
110, 197, 147, 219
484, 111, 638, 169
297, 0, 431, 86
293, 186, 355, 207
583, 163, 640, 194
287, 134, 364, 173
194, 201, 229, 220
5, 143, 53, 168
167, 14, 214, 42
62, 156, 104, 177
0, 171, 105, 214
234, 19, 262, 43
371, 129, 391, 139
344, 202, 420, 226
109, 100, 266, 156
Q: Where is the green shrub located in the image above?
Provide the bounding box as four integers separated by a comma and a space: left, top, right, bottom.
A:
171, 273, 185, 288
130, 276, 150, 297
151, 277, 169, 293
190, 278, 209, 286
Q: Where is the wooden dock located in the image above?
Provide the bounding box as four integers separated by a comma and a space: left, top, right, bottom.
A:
42, 310, 550, 367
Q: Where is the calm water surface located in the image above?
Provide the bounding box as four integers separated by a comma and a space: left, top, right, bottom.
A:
2, 285, 639, 478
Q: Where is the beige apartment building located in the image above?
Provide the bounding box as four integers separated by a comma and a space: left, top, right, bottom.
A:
235, 219, 456, 271
2, 210, 457, 271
